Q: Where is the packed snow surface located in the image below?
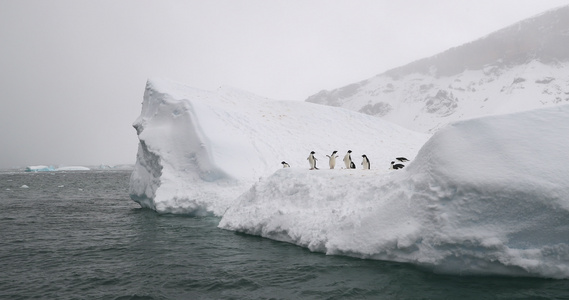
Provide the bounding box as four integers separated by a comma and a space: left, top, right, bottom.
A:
220, 104, 569, 279
129, 78, 429, 215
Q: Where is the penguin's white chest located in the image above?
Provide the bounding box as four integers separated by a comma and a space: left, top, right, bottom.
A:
308, 154, 317, 169
343, 154, 351, 168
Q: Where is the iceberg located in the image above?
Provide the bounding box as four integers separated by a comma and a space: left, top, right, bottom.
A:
56, 166, 91, 171
130, 78, 569, 278
25, 165, 55, 172
129, 78, 429, 215
24, 165, 91, 172
219, 104, 569, 279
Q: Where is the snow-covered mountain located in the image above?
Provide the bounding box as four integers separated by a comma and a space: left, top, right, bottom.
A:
306, 5, 569, 133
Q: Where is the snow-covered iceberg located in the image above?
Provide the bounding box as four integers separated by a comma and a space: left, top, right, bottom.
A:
129, 78, 429, 215
219, 104, 569, 278
130, 78, 569, 278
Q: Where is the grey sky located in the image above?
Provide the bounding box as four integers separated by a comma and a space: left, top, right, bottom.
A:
1, 0, 568, 169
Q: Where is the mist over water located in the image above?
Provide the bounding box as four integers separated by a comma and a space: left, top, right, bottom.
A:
1, 170, 567, 299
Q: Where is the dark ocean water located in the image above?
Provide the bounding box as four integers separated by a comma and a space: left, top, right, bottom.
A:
1, 170, 568, 300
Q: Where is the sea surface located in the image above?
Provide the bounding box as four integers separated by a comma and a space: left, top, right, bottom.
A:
1, 170, 568, 300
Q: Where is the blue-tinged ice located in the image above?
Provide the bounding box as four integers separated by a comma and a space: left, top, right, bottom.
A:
25, 165, 55, 172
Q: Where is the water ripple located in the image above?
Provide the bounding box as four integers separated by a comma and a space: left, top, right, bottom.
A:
1, 171, 568, 299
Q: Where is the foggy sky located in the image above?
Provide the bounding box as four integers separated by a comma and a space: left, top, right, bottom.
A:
1, 0, 568, 169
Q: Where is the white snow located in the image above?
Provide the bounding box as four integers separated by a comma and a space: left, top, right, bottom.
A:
130, 78, 569, 278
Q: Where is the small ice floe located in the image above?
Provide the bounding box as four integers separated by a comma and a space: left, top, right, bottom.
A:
25, 165, 55, 172
56, 166, 90, 171
20, 185, 29, 189
58, 185, 65, 188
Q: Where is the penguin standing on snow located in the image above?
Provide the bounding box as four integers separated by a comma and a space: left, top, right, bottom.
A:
343, 150, 355, 169
281, 161, 290, 168
307, 151, 318, 170
326, 151, 339, 169
390, 161, 405, 170
361, 154, 370, 170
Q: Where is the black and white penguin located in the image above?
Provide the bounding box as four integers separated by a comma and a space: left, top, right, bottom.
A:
361, 154, 370, 170
396, 157, 409, 162
343, 150, 353, 169
307, 151, 318, 170
326, 151, 339, 169
281, 161, 290, 168
390, 161, 405, 170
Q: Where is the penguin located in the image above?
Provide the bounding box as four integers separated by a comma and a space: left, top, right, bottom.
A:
343, 150, 353, 169
361, 154, 370, 170
396, 157, 409, 162
390, 161, 405, 170
281, 161, 290, 168
307, 151, 318, 170
326, 151, 339, 169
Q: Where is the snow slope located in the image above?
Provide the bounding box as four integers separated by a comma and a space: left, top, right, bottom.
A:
220, 104, 569, 279
129, 78, 429, 215
307, 5, 569, 133
308, 61, 569, 133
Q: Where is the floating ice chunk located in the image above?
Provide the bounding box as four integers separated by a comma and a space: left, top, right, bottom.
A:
55, 166, 90, 171
25, 165, 55, 172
